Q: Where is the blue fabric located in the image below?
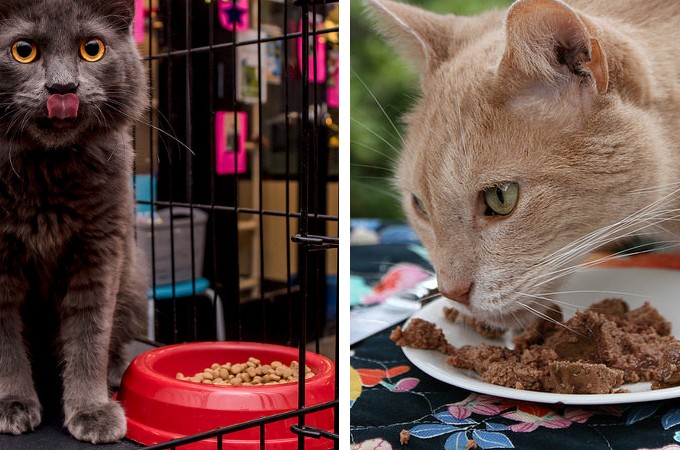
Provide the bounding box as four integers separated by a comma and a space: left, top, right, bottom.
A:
148, 277, 210, 299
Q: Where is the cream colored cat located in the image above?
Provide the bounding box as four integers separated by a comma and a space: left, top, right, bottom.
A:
368, 0, 680, 330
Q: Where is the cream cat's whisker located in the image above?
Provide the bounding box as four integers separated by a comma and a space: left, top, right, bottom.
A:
539, 191, 680, 268
350, 140, 399, 166
351, 117, 401, 154
352, 179, 402, 202
536, 208, 680, 281
535, 289, 652, 300
516, 300, 585, 336
351, 163, 394, 172
352, 70, 404, 144
627, 181, 680, 195
534, 240, 680, 288
509, 309, 526, 330
515, 291, 581, 314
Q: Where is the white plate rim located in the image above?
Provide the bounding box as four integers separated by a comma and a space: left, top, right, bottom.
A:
401, 268, 680, 405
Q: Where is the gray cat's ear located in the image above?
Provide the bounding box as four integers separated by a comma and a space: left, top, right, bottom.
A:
92, 0, 135, 31
366, 0, 466, 72
499, 0, 609, 96
0, 1, 21, 19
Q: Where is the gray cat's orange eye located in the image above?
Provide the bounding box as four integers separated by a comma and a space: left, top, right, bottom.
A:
79, 38, 106, 62
11, 40, 38, 64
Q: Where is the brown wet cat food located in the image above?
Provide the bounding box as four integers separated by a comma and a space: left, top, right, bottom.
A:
391, 318, 454, 354
392, 299, 680, 394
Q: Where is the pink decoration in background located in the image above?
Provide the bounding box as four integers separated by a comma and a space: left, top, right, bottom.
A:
215, 111, 247, 175
327, 54, 339, 108
134, 0, 145, 43
298, 18, 327, 83
218, 0, 250, 32
361, 264, 431, 305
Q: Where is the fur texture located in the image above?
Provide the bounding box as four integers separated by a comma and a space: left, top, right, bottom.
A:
0, 0, 147, 443
369, 0, 680, 329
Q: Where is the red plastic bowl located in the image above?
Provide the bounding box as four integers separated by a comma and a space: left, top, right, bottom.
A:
116, 342, 335, 449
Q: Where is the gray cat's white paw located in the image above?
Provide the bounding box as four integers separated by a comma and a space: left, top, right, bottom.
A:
0, 397, 41, 435
66, 400, 126, 444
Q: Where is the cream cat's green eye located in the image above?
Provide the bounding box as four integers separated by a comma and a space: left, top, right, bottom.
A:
483, 182, 519, 216
11, 40, 38, 64
412, 194, 428, 218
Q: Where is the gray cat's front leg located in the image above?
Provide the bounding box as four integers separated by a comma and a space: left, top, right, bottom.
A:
60, 271, 126, 444
0, 275, 41, 435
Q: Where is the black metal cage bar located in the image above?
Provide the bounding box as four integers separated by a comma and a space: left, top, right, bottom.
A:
131, 0, 339, 447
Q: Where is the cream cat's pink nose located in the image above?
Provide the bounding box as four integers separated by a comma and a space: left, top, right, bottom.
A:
440, 283, 472, 305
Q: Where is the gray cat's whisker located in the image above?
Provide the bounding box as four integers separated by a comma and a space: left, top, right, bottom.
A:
107, 104, 196, 156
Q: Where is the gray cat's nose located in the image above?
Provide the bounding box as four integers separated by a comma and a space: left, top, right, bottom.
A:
439, 283, 473, 305
46, 82, 79, 95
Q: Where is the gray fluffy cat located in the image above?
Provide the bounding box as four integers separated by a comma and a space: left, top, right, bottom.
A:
0, 0, 147, 443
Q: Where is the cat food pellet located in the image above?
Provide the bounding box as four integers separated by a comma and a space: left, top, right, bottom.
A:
176, 358, 315, 387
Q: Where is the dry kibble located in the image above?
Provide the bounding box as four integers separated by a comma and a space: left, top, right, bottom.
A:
176, 358, 315, 387
239, 372, 251, 382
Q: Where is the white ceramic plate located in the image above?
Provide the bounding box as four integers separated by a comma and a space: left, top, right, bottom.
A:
402, 267, 680, 405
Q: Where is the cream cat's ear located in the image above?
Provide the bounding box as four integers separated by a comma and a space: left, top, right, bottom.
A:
366, 0, 465, 72
500, 0, 608, 97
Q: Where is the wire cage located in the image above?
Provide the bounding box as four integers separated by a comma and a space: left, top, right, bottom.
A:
130, 0, 339, 448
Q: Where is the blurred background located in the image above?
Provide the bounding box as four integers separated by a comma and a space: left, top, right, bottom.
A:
350, 0, 513, 220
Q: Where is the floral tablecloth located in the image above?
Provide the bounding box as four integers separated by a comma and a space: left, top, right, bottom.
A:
349, 223, 680, 450
350, 327, 680, 450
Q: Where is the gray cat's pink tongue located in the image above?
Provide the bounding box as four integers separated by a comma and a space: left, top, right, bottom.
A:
47, 93, 79, 120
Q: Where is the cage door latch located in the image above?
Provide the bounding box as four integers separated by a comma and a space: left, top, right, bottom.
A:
291, 234, 339, 250
290, 424, 338, 442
